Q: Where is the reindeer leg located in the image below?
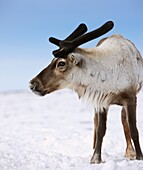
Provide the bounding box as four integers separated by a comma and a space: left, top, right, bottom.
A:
93, 112, 98, 149
121, 107, 136, 159
125, 96, 143, 160
91, 108, 107, 164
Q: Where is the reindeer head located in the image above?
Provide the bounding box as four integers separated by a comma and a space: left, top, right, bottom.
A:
29, 21, 114, 96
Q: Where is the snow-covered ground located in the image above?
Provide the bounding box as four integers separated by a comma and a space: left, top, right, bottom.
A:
0, 89, 143, 170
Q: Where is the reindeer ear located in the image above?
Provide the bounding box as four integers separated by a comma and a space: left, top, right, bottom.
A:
68, 53, 83, 66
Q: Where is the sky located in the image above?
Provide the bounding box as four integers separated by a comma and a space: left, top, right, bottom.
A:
0, 0, 143, 91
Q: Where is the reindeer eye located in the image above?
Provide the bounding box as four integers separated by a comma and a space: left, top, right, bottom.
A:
57, 61, 66, 67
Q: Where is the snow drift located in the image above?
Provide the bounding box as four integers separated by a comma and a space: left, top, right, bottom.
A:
0, 89, 143, 170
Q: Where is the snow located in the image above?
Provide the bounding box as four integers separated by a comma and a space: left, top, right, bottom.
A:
0, 89, 143, 170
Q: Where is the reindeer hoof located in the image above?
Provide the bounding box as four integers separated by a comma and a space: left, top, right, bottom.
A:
90, 154, 102, 164
90, 158, 102, 164
125, 148, 136, 160
136, 154, 143, 160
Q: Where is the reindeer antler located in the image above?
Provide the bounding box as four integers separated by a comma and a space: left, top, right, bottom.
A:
49, 23, 87, 47
49, 21, 114, 58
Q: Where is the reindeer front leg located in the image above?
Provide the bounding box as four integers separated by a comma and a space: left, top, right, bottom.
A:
93, 112, 98, 149
91, 108, 107, 164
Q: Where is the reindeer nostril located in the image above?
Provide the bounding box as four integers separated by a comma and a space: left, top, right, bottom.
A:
29, 80, 39, 91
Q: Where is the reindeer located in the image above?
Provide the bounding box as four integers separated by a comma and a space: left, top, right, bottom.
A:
29, 21, 143, 164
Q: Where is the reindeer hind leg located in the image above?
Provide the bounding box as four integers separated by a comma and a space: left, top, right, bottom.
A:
125, 96, 143, 160
121, 107, 136, 159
